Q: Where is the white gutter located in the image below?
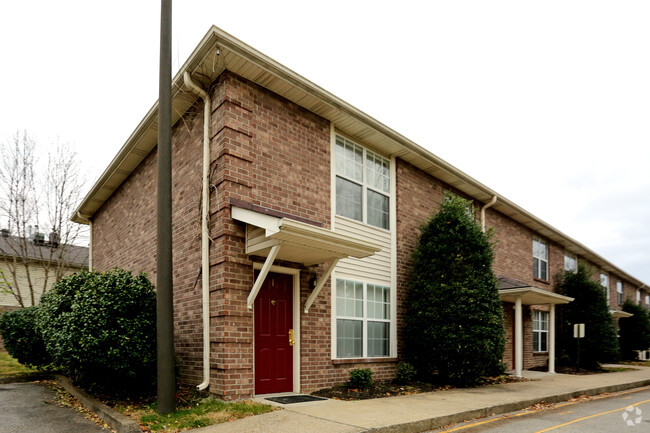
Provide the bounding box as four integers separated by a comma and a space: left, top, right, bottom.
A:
480, 196, 498, 232
183, 71, 212, 391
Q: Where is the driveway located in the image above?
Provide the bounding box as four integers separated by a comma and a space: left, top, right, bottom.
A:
0, 381, 107, 433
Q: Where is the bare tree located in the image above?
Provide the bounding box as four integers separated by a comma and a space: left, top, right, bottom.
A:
0, 131, 88, 307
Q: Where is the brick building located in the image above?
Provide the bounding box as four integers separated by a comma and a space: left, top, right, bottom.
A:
73, 26, 648, 400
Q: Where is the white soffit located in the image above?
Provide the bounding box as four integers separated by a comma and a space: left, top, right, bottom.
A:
610, 310, 633, 319
231, 206, 381, 266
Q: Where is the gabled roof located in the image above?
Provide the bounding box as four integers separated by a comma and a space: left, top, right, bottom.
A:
72, 25, 647, 289
0, 235, 89, 267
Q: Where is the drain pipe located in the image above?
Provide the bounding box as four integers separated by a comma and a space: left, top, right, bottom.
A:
184, 71, 212, 391
481, 196, 497, 232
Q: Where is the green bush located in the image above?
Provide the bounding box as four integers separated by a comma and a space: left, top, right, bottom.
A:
556, 265, 619, 368
619, 300, 650, 360
347, 368, 373, 389
0, 307, 51, 369
394, 362, 417, 384
404, 193, 505, 387
38, 269, 157, 394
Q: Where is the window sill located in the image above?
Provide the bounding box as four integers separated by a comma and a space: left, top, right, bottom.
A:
533, 351, 549, 356
533, 278, 550, 285
332, 357, 396, 365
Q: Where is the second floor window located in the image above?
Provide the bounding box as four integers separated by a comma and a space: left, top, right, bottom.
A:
600, 273, 610, 302
564, 253, 577, 272
533, 237, 548, 281
617, 281, 624, 305
335, 135, 390, 230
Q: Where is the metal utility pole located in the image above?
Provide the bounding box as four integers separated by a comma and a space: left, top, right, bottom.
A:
157, 0, 175, 415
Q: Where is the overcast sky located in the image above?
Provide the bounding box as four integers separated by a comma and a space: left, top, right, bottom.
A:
2, 1, 649, 284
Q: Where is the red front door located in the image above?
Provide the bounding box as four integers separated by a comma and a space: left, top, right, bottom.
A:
254, 272, 293, 394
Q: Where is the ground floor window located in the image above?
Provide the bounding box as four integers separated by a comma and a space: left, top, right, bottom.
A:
336, 278, 390, 358
533, 310, 548, 352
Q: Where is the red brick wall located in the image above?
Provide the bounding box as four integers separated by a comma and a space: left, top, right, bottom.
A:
92, 96, 207, 387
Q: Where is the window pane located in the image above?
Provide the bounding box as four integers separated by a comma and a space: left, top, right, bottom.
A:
540, 262, 547, 281
533, 258, 539, 279
367, 284, 390, 320
533, 332, 539, 352
336, 177, 362, 221
367, 322, 389, 357
335, 136, 363, 182
337, 279, 362, 318
367, 190, 389, 229
366, 151, 390, 193
337, 319, 362, 358
540, 332, 548, 351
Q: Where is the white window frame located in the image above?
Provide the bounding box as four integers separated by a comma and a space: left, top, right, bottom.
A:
533, 310, 549, 353
600, 272, 610, 303
533, 237, 548, 281
564, 253, 577, 272
334, 278, 392, 359
334, 135, 391, 230
637, 289, 641, 305
617, 281, 624, 305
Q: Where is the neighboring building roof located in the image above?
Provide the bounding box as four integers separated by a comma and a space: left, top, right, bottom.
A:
0, 235, 89, 268
72, 25, 647, 289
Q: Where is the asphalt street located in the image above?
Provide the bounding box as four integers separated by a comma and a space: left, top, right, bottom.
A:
0, 381, 107, 433
434, 386, 650, 433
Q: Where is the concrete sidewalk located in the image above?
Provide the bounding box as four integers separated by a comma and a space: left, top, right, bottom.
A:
194, 365, 650, 433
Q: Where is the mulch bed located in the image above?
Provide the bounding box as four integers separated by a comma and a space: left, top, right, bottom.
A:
312, 375, 525, 401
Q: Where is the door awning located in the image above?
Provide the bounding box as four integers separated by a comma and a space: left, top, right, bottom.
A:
232, 206, 382, 265
610, 309, 633, 319
232, 206, 382, 311
498, 276, 574, 305
499, 287, 574, 305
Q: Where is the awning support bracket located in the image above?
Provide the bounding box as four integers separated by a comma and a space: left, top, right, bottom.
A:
247, 244, 281, 310
304, 258, 340, 313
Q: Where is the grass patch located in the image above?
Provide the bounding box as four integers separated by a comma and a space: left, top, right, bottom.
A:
0, 349, 37, 377
111, 386, 275, 432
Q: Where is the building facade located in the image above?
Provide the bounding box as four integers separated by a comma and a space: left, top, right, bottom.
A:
73, 27, 648, 400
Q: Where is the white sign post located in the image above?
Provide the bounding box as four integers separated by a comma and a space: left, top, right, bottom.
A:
574, 323, 585, 369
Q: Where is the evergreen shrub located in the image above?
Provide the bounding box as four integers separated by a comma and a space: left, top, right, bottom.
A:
0, 306, 51, 369
556, 266, 619, 368
38, 269, 156, 394
619, 300, 650, 360
347, 368, 373, 389
404, 193, 505, 387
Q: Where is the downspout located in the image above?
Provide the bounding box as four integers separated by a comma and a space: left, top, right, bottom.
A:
183, 71, 212, 391
480, 196, 498, 232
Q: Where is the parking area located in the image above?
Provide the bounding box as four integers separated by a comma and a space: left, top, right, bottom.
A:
0, 381, 107, 433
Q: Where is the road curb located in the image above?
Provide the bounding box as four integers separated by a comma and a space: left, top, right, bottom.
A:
0, 372, 53, 384
363, 379, 650, 433
55, 375, 141, 433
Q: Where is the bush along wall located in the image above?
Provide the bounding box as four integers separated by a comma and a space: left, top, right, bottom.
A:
0, 306, 52, 369
619, 300, 650, 360
404, 193, 505, 387
38, 268, 157, 395
556, 265, 619, 368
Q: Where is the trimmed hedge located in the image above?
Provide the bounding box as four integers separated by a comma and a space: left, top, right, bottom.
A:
38, 269, 157, 393
556, 265, 619, 368
0, 306, 51, 369
619, 300, 650, 360
405, 193, 505, 387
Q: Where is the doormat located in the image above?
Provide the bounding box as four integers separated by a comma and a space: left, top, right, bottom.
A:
265, 395, 327, 404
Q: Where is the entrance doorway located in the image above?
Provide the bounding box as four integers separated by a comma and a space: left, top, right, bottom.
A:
254, 272, 294, 394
